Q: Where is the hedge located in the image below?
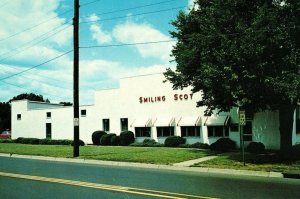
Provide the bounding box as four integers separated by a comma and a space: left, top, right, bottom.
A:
246, 142, 265, 154
92, 131, 107, 145
164, 136, 185, 147
209, 138, 236, 152
100, 134, 116, 146
120, 131, 135, 146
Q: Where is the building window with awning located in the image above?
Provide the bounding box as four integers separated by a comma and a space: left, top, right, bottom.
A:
135, 127, 151, 137
181, 126, 200, 137
157, 127, 174, 137
208, 126, 229, 137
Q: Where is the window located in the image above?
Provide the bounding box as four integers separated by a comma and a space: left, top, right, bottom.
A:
157, 127, 174, 137
120, 118, 128, 132
46, 123, 52, 139
81, 110, 86, 117
181, 126, 200, 137
17, 114, 21, 120
102, 119, 110, 132
135, 127, 151, 137
243, 121, 252, 141
46, 112, 51, 119
207, 126, 229, 137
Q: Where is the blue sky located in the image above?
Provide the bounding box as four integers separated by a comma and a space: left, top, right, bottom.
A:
0, 0, 195, 104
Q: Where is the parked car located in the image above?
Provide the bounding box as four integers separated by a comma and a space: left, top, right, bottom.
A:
0, 130, 11, 139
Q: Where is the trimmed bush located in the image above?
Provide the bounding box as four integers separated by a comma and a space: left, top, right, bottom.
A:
39, 139, 51, 145
100, 133, 116, 146
15, 137, 24, 143
246, 142, 265, 154
71, 139, 85, 146
120, 131, 135, 146
164, 136, 185, 147
92, 131, 107, 145
111, 135, 120, 146
0, 139, 13, 143
191, 142, 210, 149
210, 138, 236, 152
143, 139, 157, 145
29, 138, 40, 145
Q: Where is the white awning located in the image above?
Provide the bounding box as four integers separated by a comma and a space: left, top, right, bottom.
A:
153, 117, 175, 127
130, 118, 152, 127
204, 115, 230, 126
177, 116, 202, 126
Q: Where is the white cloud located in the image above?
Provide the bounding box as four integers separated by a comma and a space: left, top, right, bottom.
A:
0, 0, 72, 48
88, 14, 112, 44
112, 21, 174, 62
90, 24, 113, 44
188, 0, 199, 10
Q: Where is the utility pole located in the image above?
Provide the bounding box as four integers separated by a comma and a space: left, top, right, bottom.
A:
73, 0, 80, 157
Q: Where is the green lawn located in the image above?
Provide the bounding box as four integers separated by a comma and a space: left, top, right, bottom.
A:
0, 143, 211, 165
194, 152, 300, 172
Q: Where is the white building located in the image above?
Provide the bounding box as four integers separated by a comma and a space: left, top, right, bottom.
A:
11, 73, 300, 149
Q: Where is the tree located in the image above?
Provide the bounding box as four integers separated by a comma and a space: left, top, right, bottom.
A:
165, 0, 300, 153
59, 102, 73, 106
9, 93, 50, 103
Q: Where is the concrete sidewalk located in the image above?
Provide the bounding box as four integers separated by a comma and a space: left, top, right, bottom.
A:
0, 153, 286, 178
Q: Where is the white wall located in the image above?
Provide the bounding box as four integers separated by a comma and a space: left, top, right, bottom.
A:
11, 74, 299, 149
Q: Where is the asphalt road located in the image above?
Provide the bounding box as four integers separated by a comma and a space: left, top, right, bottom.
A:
0, 156, 300, 199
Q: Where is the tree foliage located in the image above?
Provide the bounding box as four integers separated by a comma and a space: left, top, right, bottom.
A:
9, 93, 50, 103
165, 0, 299, 152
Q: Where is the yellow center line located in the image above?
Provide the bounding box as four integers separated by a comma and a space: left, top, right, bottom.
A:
0, 172, 220, 199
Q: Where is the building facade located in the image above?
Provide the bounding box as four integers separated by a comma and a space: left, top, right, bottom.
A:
11, 73, 300, 149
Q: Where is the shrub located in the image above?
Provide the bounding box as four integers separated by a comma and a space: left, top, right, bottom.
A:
246, 142, 265, 154
29, 138, 40, 145
20, 138, 34, 144
100, 134, 116, 146
120, 131, 135, 146
191, 142, 210, 149
39, 139, 51, 145
15, 137, 24, 143
142, 139, 156, 145
178, 143, 190, 148
71, 139, 85, 146
0, 139, 13, 143
129, 142, 144, 147
210, 138, 236, 152
164, 136, 185, 147
110, 135, 120, 146
92, 131, 107, 145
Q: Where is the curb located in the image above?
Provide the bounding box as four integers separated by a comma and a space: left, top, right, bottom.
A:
0, 153, 285, 178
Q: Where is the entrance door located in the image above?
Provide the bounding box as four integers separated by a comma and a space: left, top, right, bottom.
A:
46, 123, 52, 139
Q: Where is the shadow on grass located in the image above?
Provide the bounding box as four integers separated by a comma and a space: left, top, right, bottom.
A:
224, 150, 299, 165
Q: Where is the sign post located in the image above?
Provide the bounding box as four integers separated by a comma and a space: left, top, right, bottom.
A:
239, 110, 246, 166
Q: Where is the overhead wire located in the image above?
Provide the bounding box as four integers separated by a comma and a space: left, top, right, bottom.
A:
1, 80, 71, 101
0, 50, 73, 81
80, 40, 176, 49
81, 6, 186, 24
0, 23, 72, 61
90, 0, 179, 16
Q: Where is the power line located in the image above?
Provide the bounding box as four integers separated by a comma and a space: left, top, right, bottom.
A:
81, 0, 102, 7
80, 40, 176, 49
1, 80, 71, 101
91, 0, 179, 17
0, 23, 72, 61
0, 9, 73, 43
81, 6, 186, 24
0, 50, 73, 81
